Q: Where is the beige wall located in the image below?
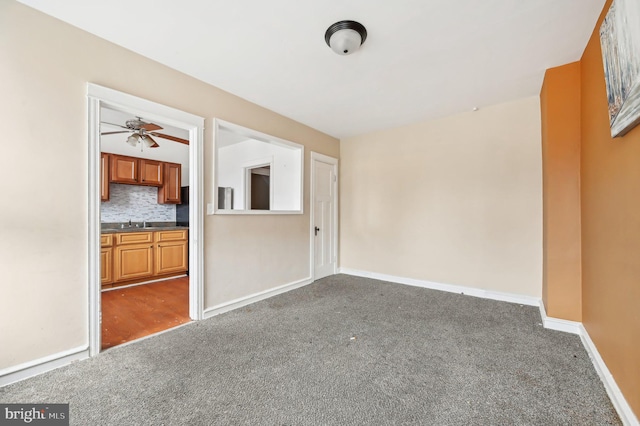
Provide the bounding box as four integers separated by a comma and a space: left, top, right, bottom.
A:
340, 97, 542, 297
0, 1, 338, 370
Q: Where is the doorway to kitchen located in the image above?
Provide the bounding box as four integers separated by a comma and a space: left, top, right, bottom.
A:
88, 84, 204, 356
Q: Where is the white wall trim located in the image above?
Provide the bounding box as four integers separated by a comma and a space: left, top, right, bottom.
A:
203, 277, 313, 319
338, 268, 540, 306
0, 346, 89, 387
538, 300, 582, 335
579, 324, 639, 426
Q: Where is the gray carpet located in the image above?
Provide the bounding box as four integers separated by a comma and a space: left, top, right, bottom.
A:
1, 275, 620, 425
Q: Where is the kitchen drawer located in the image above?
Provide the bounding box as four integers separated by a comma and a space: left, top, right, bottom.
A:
100, 234, 113, 248
115, 232, 153, 245
155, 229, 188, 242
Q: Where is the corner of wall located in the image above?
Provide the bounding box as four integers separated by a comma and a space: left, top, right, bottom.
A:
540, 61, 583, 323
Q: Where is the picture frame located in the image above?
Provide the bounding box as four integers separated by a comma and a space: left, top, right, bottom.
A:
599, 0, 640, 137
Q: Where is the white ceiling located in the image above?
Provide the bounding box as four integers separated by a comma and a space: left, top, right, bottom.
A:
19, 0, 605, 138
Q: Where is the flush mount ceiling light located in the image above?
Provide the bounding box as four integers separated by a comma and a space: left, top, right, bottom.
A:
325, 20, 367, 55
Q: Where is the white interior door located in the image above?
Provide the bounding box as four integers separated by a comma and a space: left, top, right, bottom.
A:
312, 153, 338, 280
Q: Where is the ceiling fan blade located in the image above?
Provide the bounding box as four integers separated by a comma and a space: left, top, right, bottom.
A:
141, 123, 162, 131
100, 121, 130, 130
148, 132, 189, 145
101, 131, 132, 135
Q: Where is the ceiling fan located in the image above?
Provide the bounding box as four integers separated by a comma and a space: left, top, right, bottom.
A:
100, 117, 189, 148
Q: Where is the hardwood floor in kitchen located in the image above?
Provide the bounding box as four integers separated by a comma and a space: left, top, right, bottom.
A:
101, 277, 190, 350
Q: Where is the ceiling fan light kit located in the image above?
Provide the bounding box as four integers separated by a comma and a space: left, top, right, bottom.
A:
141, 135, 159, 148
325, 20, 367, 55
100, 116, 189, 149
126, 134, 139, 147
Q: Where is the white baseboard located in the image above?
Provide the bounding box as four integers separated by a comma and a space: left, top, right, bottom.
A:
579, 324, 639, 426
203, 276, 314, 319
0, 346, 89, 387
538, 301, 637, 425
537, 301, 582, 334
338, 268, 540, 306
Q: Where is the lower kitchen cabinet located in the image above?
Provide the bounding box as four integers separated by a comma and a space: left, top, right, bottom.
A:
114, 243, 154, 282
102, 229, 188, 288
100, 234, 113, 286
155, 241, 188, 275
155, 230, 188, 275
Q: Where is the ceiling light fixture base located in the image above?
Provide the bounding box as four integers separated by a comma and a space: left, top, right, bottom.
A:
325, 20, 367, 56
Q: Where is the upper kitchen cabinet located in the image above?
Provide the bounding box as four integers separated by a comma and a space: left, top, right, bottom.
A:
139, 159, 163, 186
101, 153, 110, 201
110, 154, 164, 187
110, 154, 138, 184
158, 162, 181, 204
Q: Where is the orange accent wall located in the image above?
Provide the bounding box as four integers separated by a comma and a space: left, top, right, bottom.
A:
542, 0, 640, 416
579, 0, 640, 416
540, 62, 582, 321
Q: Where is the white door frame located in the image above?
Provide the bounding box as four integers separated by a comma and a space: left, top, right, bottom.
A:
310, 152, 339, 280
87, 83, 205, 356
242, 156, 274, 210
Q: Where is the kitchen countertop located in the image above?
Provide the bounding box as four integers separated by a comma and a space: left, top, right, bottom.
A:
101, 222, 189, 234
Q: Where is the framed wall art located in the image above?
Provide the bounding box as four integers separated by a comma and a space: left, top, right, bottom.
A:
600, 0, 640, 137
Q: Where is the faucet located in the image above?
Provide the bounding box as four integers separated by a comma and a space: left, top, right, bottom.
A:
128, 219, 132, 228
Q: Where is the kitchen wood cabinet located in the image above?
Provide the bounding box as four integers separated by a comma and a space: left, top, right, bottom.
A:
116, 232, 153, 245
104, 229, 188, 288
109, 154, 164, 187
101, 234, 113, 286
110, 154, 138, 184
113, 231, 154, 282
155, 241, 188, 275
158, 162, 181, 204
101, 153, 110, 201
114, 243, 154, 282
139, 159, 163, 186
156, 229, 188, 242
154, 230, 188, 275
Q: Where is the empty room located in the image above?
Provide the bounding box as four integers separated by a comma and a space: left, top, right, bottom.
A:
0, 0, 638, 424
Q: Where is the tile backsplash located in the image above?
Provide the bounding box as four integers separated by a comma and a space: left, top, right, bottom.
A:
101, 183, 176, 222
